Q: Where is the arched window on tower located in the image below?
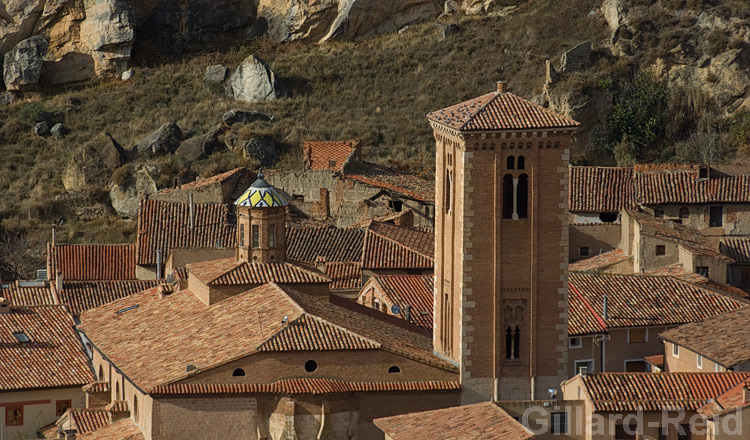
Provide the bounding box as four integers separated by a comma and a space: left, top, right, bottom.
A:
517, 174, 529, 219
514, 325, 521, 359
505, 327, 513, 359
517, 156, 525, 170
679, 206, 689, 219
507, 156, 515, 170
502, 174, 514, 219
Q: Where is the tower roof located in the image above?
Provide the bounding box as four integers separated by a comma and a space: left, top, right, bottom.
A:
234, 171, 288, 208
427, 90, 580, 132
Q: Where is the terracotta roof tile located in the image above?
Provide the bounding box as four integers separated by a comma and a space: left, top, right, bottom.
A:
325, 262, 362, 290
79, 283, 453, 391
56, 280, 161, 316
149, 378, 460, 396
258, 314, 379, 351
0, 306, 93, 390
569, 166, 635, 212
642, 264, 709, 284
361, 275, 434, 330
155, 167, 253, 196
629, 210, 732, 261
720, 238, 750, 263
427, 91, 579, 132
47, 243, 136, 281
82, 381, 109, 393
186, 258, 329, 285
644, 355, 664, 369
105, 400, 128, 414
374, 401, 534, 440
136, 199, 236, 266
0, 283, 56, 306
303, 140, 359, 172
569, 249, 631, 272
580, 372, 750, 412
76, 418, 143, 440
362, 222, 434, 270
661, 306, 750, 367
634, 166, 750, 205
568, 273, 746, 336
343, 162, 434, 202
698, 379, 750, 418
68, 409, 110, 433
286, 227, 364, 263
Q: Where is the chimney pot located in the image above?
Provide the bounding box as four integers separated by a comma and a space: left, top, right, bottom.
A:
497, 80, 508, 93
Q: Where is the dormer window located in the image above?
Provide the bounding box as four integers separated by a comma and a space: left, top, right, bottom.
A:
12, 331, 30, 343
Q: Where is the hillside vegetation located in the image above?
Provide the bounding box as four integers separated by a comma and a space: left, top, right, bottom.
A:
0, 0, 749, 277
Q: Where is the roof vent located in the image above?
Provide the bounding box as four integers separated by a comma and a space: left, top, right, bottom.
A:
186, 364, 197, 373
497, 80, 508, 93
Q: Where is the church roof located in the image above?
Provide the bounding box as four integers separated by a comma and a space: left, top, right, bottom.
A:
234, 172, 288, 208
427, 91, 579, 132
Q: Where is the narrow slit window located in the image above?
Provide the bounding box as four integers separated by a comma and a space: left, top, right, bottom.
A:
507, 156, 515, 170
269, 225, 276, 248
502, 174, 513, 219
252, 225, 259, 248
517, 174, 528, 219
517, 156, 525, 170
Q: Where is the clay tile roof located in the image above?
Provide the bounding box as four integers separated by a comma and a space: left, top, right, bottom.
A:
325, 262, 362, 290
47, 243, 136, 281
362, 222, 434, 270
56, 280, 161, 316
362, 275, 434, 330
79, 283, 453, 391
720, 238, 750, 263
374, 401, 534, 440
569, 249, 631, 272
568, 273, 747, 336
644, 355, 664, 369
148, 378, 460, 396
0, 306, 93, 391
0, 283, 56, 306
68, 409, 110, 434
303, 139, 359, 172
76, 417, 144, 440
427, 91, 579, 132
579, 372, 750, 412
342, 162, 435, 203
660, 306, 750, 367
642, 264, 709, 284
569, 166, 635, 212
82, 381, 109, 393
634, 165, 750, 205
257, 314, 379, 352
156, 167, 253, 195
136, 199, 236, 265
628, 210, 732, 261
105, 400, 129, 414
699, 379, 750, 418
286, 226, 365, 263
185, 258, 329, 285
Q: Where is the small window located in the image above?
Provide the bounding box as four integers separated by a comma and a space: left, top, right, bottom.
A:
695, 266, 709, 278
252, 225, 260, 248
697, 355, 703, 370
502, 174, 513, 219
5, 406, 22, 426
232, 368, 246, 377
569, 337, 582, 349
507, 156, 515, 169
710, 206, 723, 227
654, 207, 664, 218
628, 328, 647, 343
656, 245, 666, 256
673, 344, 680, 358
517, 174, 528, 219
12, 331, 30, 343
679, 206, 689, 219
551, 412, 568, 434
240, 228, 245, 247
699, 166, 709, 179
388, 200, 403, 212
328, 159, 337, 168
599, 212, 618, 223
98, 365, 104, 380
445, 170, 452, 214
616, 424, 637, 440
574, 360, 594, 375
625, 360, 647, 372
116, 382, 120, 400
517, 156, 525, 170
304, 360, 318, 372
715, 363, 723, 372
56, 400, 71, 417
579, 247, 590, 257
133, 395, 138, 422
269, 225, 276, 248
388, 366, 400, 374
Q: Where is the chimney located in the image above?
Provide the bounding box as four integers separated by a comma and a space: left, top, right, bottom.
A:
56, 271, 63, 292
404, 304, 412, 323
51, 227, 56, 246
189, 192, 195, 230
497, 80, 508, 93
156, 249, 162, 280
319, 188, 330, 219
0, 297, 10, 314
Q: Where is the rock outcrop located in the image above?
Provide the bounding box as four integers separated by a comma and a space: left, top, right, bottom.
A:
109, 165, 159, 218
242, 137, 279, 167
63, 133, 126, 193
222, 109, 273, 125
133, 122, 183, 154
3, 36, 49, 91
175, 125, 225, 161
225, 55, 286, 102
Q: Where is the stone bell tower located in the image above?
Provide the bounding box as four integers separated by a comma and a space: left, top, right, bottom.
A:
427, 81, 580, 403
235, 170, 288, 263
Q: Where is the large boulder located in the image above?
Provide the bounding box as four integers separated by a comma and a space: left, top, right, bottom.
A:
79, 0, 135, 74
203, 65, 229, 90
175, 125, 225, 161
559, 42, 591, 73
3, 36, 49, 91
602, 0, 629, 31
133, 122, 183, 154
63, 133, 126, 193
222, 109, 273, 125
225, 54, 286, 102
109, 165, 159, 218
242, 137, 278, 167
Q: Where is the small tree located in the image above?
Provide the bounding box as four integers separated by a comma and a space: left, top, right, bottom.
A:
0, 231, 36, 280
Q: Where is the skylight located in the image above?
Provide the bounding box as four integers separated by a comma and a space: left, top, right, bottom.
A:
13, 331, 30, 343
